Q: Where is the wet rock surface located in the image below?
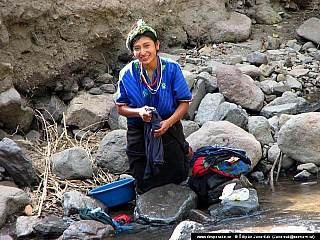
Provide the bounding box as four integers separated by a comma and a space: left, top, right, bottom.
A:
134, 184, 197, 225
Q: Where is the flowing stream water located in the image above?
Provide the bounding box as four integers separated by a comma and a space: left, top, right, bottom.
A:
114, 174, 320, 239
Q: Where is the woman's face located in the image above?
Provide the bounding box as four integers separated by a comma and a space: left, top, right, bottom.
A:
133, 36, 160, 68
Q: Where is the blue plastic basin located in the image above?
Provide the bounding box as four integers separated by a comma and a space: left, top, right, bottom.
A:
88, 178, 135, 208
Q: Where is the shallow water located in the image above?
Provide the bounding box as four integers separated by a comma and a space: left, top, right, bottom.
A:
2, 175, 318, 239
114, 175, 320, 239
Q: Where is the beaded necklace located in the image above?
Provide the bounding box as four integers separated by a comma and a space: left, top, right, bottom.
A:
139, 57, 163, 95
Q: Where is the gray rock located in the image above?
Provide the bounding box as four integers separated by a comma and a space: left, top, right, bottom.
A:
213, 12, 251, 43
285, 75, 302, 90
60, 91, 76, 101
62, 190, 108, 216
134, 184, 197, 224
268, 115, 280, 133
297, 163, 319, 174
72, 129, 93, 141
16, 216, 39, 238
197, 72, 218, 93
186, 56, 202, 65
261, 103, 298, 118
182, 70, 197, 90
51, 147, 93, 180
296, 17, 320, 45
228, 55, 243, 65
248, 116, 274, 145
95, 73, 114, 85
261, 91, 308, 118
0, 63, 13, 94
194, 93, 225, 126
95, 129, 129, 173
65, 91, 114, 131
250, 171, 265, 182
60, 220, 115, 240
278, 112, 320, 165
258, 79, 282, 95
217, 65, 264, 111
280, 154, 296, 170
218, 102, 249, 130
80, 77, 95, 90
33, 215, 70, 239
293, 170, 311, 180
0, 138, 38, 187
100, 84, 116, 93
259, 64, 275, 77
237, 64, 263, 78
26, 130, 42, 142
158, 52, 181, 62
209, 188, 259, 218
185, 79, 206, 120
181, 120, 200, 138
170, 220, 204, 240
33, 95, 67, 122
278, 114, 293, 129
268, 144, 281, 164
0, 88, 34, 132
268, 92, 307, 107
187, 121, 262, 168
266, 36, 281, 50
88, 87, 102, 95
287, 67, 309, 78
188, 209, 218, 224
247, 52, 268, 66
314, 50, 320, 61
253, 3, 282, 24
0, 186, 31, 228
107, 105, 122, 130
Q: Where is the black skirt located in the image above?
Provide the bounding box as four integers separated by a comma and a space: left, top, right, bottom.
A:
126, 120, 189, 194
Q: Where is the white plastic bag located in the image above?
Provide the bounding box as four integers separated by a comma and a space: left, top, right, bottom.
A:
219, 182, 236, 200
219, 183, 250, 202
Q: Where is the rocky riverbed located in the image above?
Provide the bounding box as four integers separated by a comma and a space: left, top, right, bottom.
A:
1, 0, 320, 239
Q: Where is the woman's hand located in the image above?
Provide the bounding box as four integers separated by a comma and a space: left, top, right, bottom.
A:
139, 106, 152, 122
154, 119, 171, 137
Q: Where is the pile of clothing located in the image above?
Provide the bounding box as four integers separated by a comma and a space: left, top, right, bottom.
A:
188, 145, 252, 205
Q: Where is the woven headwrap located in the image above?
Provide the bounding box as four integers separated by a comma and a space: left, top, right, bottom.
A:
126, 19, 157, 51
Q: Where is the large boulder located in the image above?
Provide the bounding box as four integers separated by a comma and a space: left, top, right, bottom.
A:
253, 3, 282, 24
296, 17, 320, 45
50, 147, 93, 180
278, 112, 320, 165
216, 65, 264, 111
95, 129, 129, 173
187, 121, 262, 168
65, 92, 114, 131
212, 12, 251, 43
134, 184, 197, 224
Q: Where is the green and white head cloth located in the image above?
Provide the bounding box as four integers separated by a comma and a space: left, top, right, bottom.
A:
126, 19, 157, 51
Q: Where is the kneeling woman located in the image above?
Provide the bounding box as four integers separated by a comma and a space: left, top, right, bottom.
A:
115, 20, 193, 194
